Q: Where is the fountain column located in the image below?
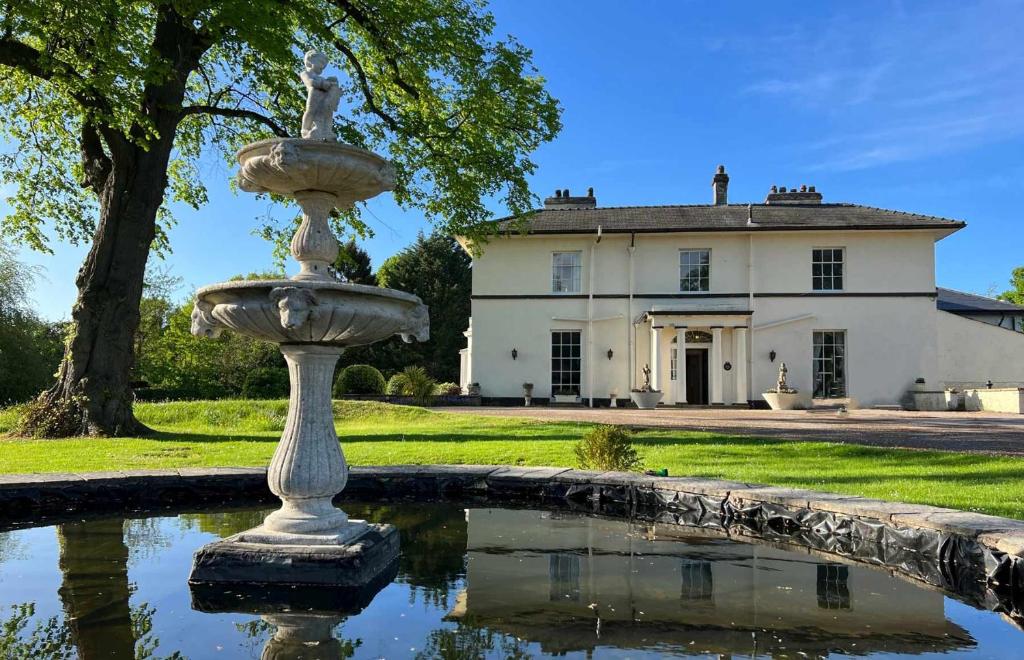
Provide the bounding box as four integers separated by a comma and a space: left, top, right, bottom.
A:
258, 344, 358, 539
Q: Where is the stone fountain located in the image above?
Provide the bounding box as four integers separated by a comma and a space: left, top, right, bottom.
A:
187, 51, 427, 586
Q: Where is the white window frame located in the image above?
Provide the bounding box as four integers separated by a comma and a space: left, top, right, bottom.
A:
812, 247, 845, 292
551, 251, 582, 294
812, 329, 848, 399
679, 249, 711, 293
550, 329, 583, 396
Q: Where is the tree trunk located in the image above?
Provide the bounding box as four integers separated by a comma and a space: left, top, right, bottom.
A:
36, 146, 171, 436
18, 5, 205, 437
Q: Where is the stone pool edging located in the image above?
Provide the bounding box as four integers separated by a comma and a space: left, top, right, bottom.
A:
0, 464, 1021, 617
0, 465, 1022, 555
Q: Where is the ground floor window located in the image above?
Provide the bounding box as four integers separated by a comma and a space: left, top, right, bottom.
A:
551, 330, 581, 395
813, 330, 847, 398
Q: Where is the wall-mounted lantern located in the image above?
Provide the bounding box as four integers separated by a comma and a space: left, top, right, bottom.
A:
511, 348, 518, 360
606, 349, 614, 360
723, 362, 732, 371
769, 349, 777, 362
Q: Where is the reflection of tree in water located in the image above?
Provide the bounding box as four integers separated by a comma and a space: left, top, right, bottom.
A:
0, 602, 74, 658
57, 518, 181, 659
0, 531, 27, 563
415, 624, 532, 660
123, 516, 175, 564
177, 508, 274, 538
345, 502, 468, 609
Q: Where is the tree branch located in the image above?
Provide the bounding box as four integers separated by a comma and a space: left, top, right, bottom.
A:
180, 105, 290, 137
329, 0, 421, 99
0, 36, 109, 113
78, 120, 111, 193
332, 37, 400, 132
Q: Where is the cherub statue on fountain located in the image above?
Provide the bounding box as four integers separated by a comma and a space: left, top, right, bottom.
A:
300, 50, 343, 141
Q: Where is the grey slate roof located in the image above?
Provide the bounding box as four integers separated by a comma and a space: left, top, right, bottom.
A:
936, 287, 1024, 314
496, 203, 965, 234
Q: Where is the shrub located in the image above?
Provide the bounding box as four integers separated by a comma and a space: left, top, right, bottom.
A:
334, 364, 386, 396
574, 425, 641, 472
385, 374, 404, 396
241, 367, 290, 399
388, 366, 437, 405
434, 382, 462, 396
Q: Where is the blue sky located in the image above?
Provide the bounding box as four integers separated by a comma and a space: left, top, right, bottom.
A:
6, 0, 1023, 320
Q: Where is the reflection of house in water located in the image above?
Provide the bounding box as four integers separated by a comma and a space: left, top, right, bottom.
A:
448, 509, 975, 656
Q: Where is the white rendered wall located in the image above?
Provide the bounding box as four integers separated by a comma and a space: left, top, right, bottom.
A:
469, 228, 944, 404
936, 311, 1024, 388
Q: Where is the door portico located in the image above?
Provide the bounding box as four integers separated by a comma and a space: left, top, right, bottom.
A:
641, 309, 752, 406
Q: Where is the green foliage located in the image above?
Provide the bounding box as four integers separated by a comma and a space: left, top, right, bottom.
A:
0, 243, 64, 404
385, 374, 404, 396
241, 367, 290, 399
434, 382, 462, 396
341, 232, 471, 381
0, 0, 561, 253
997, 266, 1024, 305
388, 366, 437, 404
332, 239, 376, 285
335, 364, 386, 396
574, 425, 642, 472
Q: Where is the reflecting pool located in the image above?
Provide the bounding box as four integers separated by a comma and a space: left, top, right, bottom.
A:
1, 503, 1021, 658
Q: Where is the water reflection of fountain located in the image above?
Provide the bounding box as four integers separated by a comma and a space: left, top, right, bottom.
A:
191, 559, 398, 660
188, 50, 427, 587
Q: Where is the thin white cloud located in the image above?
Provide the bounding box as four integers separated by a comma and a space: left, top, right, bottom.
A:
736, 1, 1024, 170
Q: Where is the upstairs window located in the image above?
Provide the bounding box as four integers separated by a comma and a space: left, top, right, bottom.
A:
812, 248, 844, 291
552, 252, 582, 293
679, 249, 710, 292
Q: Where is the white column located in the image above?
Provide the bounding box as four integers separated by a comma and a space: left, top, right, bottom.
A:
710, 326, 724, 404
650, 325, 662, 391
734, 326, 748, 405
264, 344, 352, 537
675, 325, 687, 404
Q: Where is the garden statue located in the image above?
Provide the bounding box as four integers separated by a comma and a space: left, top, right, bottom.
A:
776, 362, 790, 392
630, 363, 663, 409
641, 364, 652, 391
299, 50, 343, 140
187, 51, 427, 587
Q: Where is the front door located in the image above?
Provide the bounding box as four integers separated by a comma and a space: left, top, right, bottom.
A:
685, 349, 709, 405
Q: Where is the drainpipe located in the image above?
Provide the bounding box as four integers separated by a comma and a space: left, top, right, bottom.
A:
747, 228, 755, 401
627, 233, 636, 392
587, 226, 602, 407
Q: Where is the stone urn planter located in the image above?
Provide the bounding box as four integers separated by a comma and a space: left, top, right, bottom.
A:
762, 391, 803, 410
630, 390, 664, 409
523, 382, 533, 407
763, 362, 802, 410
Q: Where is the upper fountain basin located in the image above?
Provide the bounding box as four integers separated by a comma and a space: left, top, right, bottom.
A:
237, 138, 396, 203
191, 279, 428, 346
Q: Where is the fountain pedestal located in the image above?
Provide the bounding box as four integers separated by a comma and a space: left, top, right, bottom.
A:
187, 51, 425, 588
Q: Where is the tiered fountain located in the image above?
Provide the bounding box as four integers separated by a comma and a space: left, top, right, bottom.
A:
187, 50, 428, 586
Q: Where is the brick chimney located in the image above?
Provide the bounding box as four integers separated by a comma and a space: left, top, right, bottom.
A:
712, 165, 729, 205
544, 187, 597, 210
765, 183, 822, 205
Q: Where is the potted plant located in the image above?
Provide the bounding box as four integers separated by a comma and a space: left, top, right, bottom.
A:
609, 388, 619, 408
629, 364, 663, 409
762, 362, 803, 410
552, 387, 580, 405
466, 382, 481, 397
523, 382, 534, 406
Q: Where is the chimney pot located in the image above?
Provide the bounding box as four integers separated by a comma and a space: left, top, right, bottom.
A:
779, 186, 787, 193
771, 185, 778, 193
712, 165, 730, 205
808, 185, 816, 192
563, 188, 570, 197
800, 184, 807, 192
587, 187, 594, 197
555, 189, 562, 198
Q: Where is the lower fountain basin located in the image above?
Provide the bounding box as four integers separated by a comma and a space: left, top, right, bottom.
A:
192, 279, 429, 345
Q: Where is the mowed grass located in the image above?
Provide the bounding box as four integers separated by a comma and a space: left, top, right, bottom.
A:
1, 399, 1023, 519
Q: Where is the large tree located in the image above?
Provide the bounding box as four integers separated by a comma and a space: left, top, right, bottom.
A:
339, 231, 470, 381
0, 1, 560, 436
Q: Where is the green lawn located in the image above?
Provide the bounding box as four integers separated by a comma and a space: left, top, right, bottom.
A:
2, 399, 1023, 519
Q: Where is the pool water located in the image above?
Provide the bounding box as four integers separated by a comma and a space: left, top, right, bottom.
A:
0, 502, 1021, 658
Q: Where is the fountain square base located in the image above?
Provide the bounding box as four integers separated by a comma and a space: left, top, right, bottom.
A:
188, 521, 398, 586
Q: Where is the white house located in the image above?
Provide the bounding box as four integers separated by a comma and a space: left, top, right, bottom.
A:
458, 166, 1024, 407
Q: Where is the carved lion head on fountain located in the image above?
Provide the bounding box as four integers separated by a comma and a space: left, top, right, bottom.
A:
269, 287, 320, 330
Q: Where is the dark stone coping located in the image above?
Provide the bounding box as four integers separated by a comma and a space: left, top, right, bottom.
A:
0, 465, 1021, 622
